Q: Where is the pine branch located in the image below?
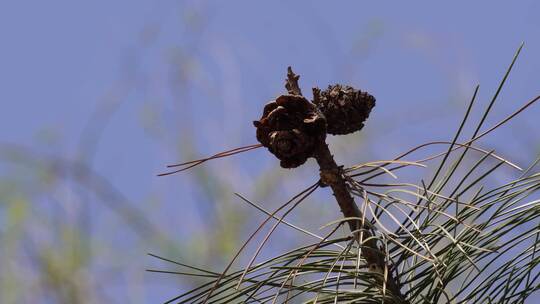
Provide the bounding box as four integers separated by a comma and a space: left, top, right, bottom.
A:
286, 67, 407, 303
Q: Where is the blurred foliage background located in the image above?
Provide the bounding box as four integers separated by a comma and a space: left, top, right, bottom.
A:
1, 0, 540, 303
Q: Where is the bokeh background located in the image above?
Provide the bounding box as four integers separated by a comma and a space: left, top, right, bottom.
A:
1, 0, 540, 303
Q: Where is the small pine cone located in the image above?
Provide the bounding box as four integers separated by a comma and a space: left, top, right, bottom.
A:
313, 84, 375, 135
253, 94, 326, 168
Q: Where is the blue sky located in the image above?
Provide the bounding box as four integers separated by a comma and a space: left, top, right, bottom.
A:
1, 0, 540, 302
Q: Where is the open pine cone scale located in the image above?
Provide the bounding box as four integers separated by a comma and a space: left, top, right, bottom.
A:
253, 71, 375, 168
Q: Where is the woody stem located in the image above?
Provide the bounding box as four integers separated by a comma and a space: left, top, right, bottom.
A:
285, 66, 406, 302
312, 142, 407, 303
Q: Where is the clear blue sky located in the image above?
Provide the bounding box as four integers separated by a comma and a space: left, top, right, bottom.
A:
1, 0, 539, 302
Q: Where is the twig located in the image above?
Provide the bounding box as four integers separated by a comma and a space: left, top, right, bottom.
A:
287, 67, 408, 303
313, 143, 406, 303
285, 66, 302, 96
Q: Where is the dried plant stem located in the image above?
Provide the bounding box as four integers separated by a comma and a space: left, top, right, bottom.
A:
285, 66, 302, 95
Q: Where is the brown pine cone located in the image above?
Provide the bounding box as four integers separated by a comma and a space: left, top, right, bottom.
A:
253, 94, 326, 168
313, 84, 375, 135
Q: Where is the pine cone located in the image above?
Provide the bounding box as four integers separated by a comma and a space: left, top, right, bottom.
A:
253, 94, 326, 168
313, 84, 375, 135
